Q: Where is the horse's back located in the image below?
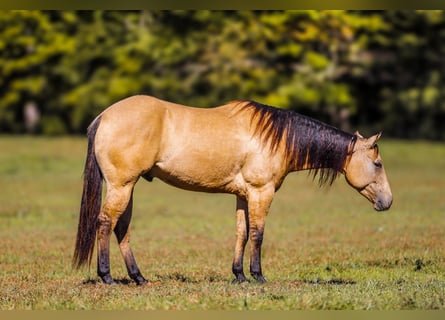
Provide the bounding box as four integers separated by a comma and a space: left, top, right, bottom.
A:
99, 95, 241, 125
97, 95, 247, 146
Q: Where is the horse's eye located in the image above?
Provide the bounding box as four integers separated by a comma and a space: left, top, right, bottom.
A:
374, 161, 382, 168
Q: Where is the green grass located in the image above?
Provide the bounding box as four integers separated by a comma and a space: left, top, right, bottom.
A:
0, 136, 444, 310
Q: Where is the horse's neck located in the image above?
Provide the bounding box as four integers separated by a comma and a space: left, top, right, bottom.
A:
285, 123, 353, 185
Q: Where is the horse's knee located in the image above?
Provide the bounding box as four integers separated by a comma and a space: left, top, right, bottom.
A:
249, 225, 264, 245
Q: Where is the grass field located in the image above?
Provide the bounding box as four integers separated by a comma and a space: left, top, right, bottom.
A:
0, 136, 444, 310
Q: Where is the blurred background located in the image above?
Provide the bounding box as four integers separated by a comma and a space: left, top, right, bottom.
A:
1, 10, 445, 139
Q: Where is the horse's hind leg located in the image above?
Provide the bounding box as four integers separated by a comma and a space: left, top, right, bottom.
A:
97, 183, 134, 284
114, 191, 148, 285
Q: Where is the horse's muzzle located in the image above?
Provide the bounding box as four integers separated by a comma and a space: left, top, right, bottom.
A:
373, 194, 393, 211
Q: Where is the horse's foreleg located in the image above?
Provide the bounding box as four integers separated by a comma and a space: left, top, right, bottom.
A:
232, 196, 249, 283
114, 192, 148, 286
97, 184, 134, 284
247, 187, 274, 284
248, 218, 266, 283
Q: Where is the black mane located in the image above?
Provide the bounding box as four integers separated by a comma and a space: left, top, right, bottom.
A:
241, 100, 356, 186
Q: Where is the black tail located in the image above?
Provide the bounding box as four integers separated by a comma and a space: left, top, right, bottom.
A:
73, 116, 103, 269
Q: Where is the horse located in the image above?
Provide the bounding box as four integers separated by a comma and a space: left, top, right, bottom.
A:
73, 95, 392, 285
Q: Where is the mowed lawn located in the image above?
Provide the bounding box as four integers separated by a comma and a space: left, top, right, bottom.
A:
0, 136, 444, 310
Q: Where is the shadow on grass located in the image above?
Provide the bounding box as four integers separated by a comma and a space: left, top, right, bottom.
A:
153, 272, 227, 283
80, 275, 357, 287
80, 272, 228, 286
301, 278, 356, 285
82, 278, 134, 285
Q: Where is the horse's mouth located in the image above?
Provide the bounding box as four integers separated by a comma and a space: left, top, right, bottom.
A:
373, 195, 393, 211
358, 183, 392, 211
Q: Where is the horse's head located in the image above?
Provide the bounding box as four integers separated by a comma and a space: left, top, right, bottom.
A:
344, 132, 393, 211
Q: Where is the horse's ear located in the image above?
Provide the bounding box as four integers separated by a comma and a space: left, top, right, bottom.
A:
354, 131, 364, 139
366, 132, 382, 148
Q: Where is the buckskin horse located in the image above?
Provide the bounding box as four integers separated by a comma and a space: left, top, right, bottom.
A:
73, 95, 392, 285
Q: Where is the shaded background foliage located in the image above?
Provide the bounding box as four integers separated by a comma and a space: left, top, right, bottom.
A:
1, 10, 445, 139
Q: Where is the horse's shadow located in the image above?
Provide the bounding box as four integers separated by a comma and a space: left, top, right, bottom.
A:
301, 278, 356, 285
80, 272, 225, 286
81, 275, 356, 286
82, 278, 133, 286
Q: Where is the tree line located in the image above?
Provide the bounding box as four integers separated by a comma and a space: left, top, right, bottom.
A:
1, 10, 445, 139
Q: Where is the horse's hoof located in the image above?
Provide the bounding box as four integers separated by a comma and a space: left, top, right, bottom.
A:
232, 278, 249, 284
251, 273, 267, 284
256, 277, 267, 284
232, 274, 249, 284
100, 274, 116, 285
134, 276, 149, 286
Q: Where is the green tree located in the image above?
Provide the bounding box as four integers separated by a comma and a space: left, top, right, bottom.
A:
355, 10, 445, 139
0, 11, 76, 133
1, 10, 445, 139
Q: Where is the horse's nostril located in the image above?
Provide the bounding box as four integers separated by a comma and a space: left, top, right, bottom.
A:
374, 197, 392, 211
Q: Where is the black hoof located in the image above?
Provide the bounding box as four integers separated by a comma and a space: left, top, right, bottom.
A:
251, 273, 267, 284
232, 274, 249, 284
134, 275, 149, 286
100, 274, 116, 285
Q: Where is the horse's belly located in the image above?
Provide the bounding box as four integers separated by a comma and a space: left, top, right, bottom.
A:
148, 161, 245, 194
